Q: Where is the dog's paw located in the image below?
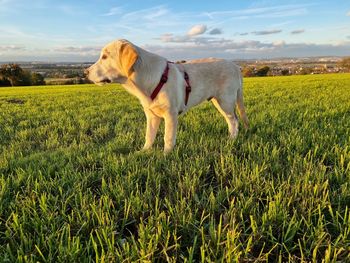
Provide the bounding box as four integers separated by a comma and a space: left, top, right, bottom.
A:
163, 148, 173, 155
229, 128, 239, 139
136, 147, 152, 154
141, 146, 152, 151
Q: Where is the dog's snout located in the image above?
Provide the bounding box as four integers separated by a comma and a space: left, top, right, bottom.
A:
84, 69, 89, 76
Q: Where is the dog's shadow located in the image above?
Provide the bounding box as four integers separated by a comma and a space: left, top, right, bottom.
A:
112, 146, 134, 155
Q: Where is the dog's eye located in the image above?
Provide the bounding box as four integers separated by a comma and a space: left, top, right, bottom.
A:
102, 54, 107, 60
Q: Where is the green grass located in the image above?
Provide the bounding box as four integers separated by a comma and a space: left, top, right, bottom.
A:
0, 74, 350, 262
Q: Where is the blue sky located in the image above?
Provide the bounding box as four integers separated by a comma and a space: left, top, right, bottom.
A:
0, 0, 349, 61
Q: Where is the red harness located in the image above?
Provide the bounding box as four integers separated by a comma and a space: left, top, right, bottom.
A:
150, 61, 191, 105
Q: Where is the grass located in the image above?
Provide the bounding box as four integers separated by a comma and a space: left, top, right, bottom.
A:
0, 74, 350, 262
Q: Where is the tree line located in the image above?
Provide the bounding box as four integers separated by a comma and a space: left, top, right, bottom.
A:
0, 64, 45, 87
1, 58, 350, 87
242, 66, 271, 77
241, 57, 350, 77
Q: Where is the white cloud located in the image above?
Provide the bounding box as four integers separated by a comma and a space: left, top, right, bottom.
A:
187, 25, 207, 36
54, 46, 101, 53
2, 3, 348, 62
159, 25, 210, 44
159, 33, 191, 43
3, 40, 350, 62
0, 45, 26, 51
273, 40, 286, 47
143, 39, 350, 61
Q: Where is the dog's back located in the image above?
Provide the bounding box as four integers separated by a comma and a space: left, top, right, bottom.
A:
180, 59, 248, 129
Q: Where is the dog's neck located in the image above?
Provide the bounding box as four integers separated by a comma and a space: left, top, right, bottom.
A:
121, 48, 168, 107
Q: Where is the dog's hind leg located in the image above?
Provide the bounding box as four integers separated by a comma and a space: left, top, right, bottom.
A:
211, 97, 239, 138
236, 87, 249, 129
143, 109, 161, 151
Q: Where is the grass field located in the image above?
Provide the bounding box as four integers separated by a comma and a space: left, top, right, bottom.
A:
0, 74, 350, 262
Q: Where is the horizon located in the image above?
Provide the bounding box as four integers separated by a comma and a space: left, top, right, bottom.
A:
1, 0, 350, 62
0, 54, 346, 64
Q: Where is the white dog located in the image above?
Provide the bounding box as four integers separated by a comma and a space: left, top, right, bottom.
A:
86, 39, 248, 153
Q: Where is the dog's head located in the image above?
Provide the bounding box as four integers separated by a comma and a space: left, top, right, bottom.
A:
85, 39, 138, 85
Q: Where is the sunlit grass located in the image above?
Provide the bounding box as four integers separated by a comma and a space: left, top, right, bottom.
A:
1, 74, 350, 262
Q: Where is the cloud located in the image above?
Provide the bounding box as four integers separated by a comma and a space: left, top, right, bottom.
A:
4, 40, 350, 62
203, 4, 310, 21
347, 11, 350, 16
291, 29, 305, 34
252, 29, 282, 35
273, 40, 286, 47
159, 33, 192, 43
159, 26, 218, 44
121, 5, 170, 23
54, 46, 101, 55
81, 4, 313, 48
158, 34, 221, 45
187, 25, 207, 36
208, 28, 222, 35
144, 39, 276, 60
238, 32, 249, 36
159, 33, 175, 42
143, 39, 350, 61
101, 6, 123, 16
0, 45, 26, 51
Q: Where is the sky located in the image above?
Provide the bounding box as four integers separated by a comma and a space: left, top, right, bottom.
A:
0, 0, 350, 62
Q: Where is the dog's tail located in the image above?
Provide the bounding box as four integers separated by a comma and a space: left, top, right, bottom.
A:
236, 72, 249, 129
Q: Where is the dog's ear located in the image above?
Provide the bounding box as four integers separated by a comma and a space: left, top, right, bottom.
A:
119, 42, 138, 78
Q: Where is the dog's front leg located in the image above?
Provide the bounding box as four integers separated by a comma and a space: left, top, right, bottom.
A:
163, 112, 178, 153
142, 109, 161, 151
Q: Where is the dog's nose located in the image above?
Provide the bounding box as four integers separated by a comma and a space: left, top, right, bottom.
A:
84, 69, 89, 76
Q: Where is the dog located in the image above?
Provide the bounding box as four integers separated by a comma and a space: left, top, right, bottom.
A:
86, 39, 248, 153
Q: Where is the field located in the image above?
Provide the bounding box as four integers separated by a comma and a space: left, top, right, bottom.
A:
0, 74, 350, 262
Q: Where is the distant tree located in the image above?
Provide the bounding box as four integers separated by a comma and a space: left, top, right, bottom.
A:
281, 69, 290, 76
299, 68, 312, 75
338, 57, 350, 72
0, 64, 45, 86
31, 72, 46, 85
242, 66, 255, 77
256, 66, 270, 77
0, 77, 10, 87
0, 64, 24, 86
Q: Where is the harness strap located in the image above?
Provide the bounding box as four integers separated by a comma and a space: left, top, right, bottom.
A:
150, 62, 169, 100
150, 61, 192, 106
184, 71, 191, 105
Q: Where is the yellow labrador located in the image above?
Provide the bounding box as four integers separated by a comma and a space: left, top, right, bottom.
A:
86, 39, 248, 153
